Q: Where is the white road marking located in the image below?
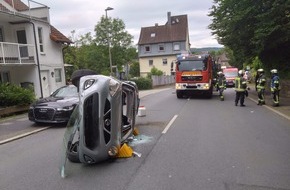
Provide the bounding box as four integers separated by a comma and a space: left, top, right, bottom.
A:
17, 118, 28, 121
0, 122, 13, 126
162, 115, 178, 134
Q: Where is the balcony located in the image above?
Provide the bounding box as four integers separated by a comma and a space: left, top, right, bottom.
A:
0, 0, 49, 23
0, 42, 36, 65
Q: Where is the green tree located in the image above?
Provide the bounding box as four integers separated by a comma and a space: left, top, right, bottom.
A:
94, 16, 133, 47
208, 0, 290, 77
94, 16, 135, 75
129, 61, 140, 77
64, 16, 137, 77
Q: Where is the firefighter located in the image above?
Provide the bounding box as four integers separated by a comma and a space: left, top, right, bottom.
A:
234, 70, 247, 106
255, 70, 260, 91
270, 69, 280, 106
217, 71, 226, 101
256, 68, 266, 105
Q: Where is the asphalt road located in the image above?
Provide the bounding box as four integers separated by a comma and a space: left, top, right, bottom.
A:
0, 87, 290, 190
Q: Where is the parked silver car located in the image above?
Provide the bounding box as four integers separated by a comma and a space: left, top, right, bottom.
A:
62, 74, 139, 166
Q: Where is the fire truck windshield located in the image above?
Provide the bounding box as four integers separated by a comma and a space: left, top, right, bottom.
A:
177, 60, 207, 71
223, 71, 238, 77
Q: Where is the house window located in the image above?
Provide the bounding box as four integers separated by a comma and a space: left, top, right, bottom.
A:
162, 58, 167, 65
145, 46, 151, 52
38, 27, 44, 53
149, 60, 153, 66
151, 33, 156, 37
0, 28, 4, 42
159, 44, 165, 51
54, 69, 62, 82
0, 71, 10, 83
173, 43, 180, 51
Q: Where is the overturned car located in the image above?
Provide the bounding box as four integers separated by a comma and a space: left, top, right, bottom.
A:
62, 73, 139, 168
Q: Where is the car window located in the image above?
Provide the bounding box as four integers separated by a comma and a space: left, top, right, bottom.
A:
52, 86, 78, 97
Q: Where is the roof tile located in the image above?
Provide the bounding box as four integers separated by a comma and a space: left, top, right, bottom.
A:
138, 14, 188, 45
50, 25, 72, 44
4, 0, 29, 11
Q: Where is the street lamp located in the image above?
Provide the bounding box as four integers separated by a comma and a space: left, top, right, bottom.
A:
105, 7, 114, 76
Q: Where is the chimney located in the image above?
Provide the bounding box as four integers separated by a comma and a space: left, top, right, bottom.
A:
167, 12, 171, 25
155, 23, 158, 27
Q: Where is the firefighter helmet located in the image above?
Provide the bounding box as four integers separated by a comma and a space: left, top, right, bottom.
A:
257, 68, 264, 73
271, 69, 278, 74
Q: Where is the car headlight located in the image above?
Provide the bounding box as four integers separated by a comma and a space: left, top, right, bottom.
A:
83, 79, 95, 90
109, 79, 120, 96
57, 106, 75, 111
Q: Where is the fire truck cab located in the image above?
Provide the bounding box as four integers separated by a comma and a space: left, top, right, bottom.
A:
175, 54, 215, 98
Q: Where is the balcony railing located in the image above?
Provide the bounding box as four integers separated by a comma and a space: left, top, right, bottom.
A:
0, 42, 36, 64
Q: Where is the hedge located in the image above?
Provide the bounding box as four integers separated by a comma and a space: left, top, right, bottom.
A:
129, 77, 152, 90
0, 83, 36, 107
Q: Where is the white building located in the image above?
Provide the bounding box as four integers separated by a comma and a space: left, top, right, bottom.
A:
0, 0, 72, 98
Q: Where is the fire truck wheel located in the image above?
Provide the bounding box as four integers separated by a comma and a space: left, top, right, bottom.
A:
176, 91, 183, 99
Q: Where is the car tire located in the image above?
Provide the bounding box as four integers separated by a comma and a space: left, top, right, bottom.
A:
67, 141, 81, 163
71, 69, 97, 87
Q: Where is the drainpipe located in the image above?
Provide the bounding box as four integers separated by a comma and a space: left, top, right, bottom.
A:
62, 44, 70, 82
29, 21, 43, 98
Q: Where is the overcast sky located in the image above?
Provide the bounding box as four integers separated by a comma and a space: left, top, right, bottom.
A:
38, 0, 222, 48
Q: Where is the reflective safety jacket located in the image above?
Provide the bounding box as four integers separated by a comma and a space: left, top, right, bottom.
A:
271, 75, 280, 91
257, 74, 266, 90
218, 75, 226, 88
235, 76, 247, 92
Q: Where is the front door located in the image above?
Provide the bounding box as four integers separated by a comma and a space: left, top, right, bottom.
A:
16, 30, 28, 58
41, 71, 50, 97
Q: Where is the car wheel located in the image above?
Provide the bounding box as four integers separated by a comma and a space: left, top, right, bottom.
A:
71, 69, 97, 87
67, 141, 80, 163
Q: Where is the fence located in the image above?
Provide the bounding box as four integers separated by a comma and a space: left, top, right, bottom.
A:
151, 75, 175, 87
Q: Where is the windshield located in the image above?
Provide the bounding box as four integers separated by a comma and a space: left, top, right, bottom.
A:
60, 104, 81, 177
52, 86, 78, 97
178, 60, 207, 71
223, 71, 238, 77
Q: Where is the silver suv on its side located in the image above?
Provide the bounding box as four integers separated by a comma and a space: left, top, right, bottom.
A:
62, 74, 139, 165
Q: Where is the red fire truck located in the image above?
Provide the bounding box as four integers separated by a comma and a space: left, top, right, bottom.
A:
175, 54, 216, 98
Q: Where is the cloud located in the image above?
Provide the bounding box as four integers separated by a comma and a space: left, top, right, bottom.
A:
40, 0, 222, 47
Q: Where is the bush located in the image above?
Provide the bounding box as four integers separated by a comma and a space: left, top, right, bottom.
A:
130, 77, 152, 90
0, 83, 36, 107
147, 66, 163, 79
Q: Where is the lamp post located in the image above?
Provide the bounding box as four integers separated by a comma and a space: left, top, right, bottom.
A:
105, 7, 114, 76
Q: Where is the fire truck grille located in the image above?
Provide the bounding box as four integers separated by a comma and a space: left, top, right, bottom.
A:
182, 76, 203, 81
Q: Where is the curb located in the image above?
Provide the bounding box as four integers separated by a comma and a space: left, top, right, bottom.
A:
0, 127, 50, 145
247, 96, 290, 121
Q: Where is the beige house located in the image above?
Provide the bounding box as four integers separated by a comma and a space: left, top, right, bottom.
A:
138, 12, 190, 77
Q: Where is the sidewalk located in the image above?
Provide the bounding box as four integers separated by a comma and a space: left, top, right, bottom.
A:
246, 83, 290, 121
139, 84, 174, 98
